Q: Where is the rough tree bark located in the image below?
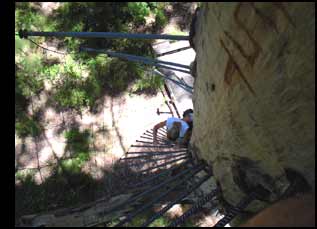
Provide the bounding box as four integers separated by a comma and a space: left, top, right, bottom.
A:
190, 2, 315, 212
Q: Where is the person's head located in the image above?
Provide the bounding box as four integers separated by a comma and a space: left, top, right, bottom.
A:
167, 122, 181, 141
183, 109, 193, 123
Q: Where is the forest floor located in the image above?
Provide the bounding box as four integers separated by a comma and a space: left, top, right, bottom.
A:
15, 2, 200, 225
15, 1, 196, 185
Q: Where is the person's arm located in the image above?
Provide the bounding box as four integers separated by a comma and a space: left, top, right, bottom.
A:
179, 129, 192, 147
153, 121, 166, 144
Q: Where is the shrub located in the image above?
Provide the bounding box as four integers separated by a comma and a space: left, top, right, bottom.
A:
155, 10, 168, 29
131, 70, 164, 95
15, 114, 41, 137
15, 42, 44, 97
15, 2, 56, 32
64, 128, 91, 155
126, 2, 151, 25
50, 56, 91, 111
54, 87, 88, 111
63, 128, 91, 172
15, 169, 36, 182
15, 2, 167, 115
59, 154, 89, 174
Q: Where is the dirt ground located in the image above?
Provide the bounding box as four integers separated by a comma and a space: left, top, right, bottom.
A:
15, 88, 174, 182
15, 2, 204, 225
15, 2, 197, 185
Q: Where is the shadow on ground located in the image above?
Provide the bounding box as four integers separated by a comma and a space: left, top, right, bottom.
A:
15, 158, 133, 225
15, 131, 194, 227
15, 2, 200, 226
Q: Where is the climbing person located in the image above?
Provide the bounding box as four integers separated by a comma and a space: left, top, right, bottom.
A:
153, 109, 193, 146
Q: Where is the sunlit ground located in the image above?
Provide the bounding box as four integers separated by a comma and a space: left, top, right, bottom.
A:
15, 90, 173, 184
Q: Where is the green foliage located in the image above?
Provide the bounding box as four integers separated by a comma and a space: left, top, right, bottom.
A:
15, 36, 44, 138
148, 216, 171, 227
105, 59, 142, 94
50, 56, 89, 110
15, 37, 30, 55
119, 39, 154, 57
53, 90, 81, 113
53, 83, 88, 111
131, 70, 164, 95
14, 2, 171, 140
41, 64, 61, 80
126, 2, 151, 25
44, 2, 157, 110
49, 54, 145, 110
15, 169, 36, 182
155, 10, 168, 29
14, 3, 184, 223
19, 53, 42, 76
59, 156, 87, 174
53, 2, 132, 53
14, 5, 58, 139
123, 209, 171, 227
61, 127, 92, 173
64, 127, 91, 156
15, 2, 56, 32
53, 2, 99, 31
106, 219, 121, 227
15, 81, 29, 117
150, 2, 168, 30
15, 38, 44, 98
88, 55, 146, 96
15, 2, 170, 135
52, 2, 157, 55
15, 113, 41, 137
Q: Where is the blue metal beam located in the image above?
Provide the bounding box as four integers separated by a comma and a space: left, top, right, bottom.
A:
154, 70, 193, 94
80, 47, 191, 74
104, 50, 191, 70
19, 30, 189, 40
